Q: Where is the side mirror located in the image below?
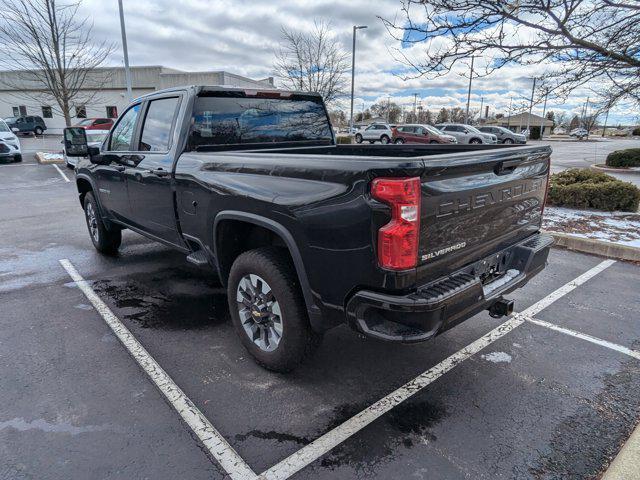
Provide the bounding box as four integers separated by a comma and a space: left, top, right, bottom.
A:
63, 127, 89, 157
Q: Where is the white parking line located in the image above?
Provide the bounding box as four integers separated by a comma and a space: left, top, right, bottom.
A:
259, 259, 617, 480
526, 317, 640, 360
58, 259, 258, 480
52, 164, 70, 182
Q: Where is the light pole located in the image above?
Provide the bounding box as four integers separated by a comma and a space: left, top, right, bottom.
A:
349, 25, 368, 131
464, 56, 475, 124
539, 89, 548, 138
118, 0, 132, 102
507, 96, 513, 129
526, 77, 536, 136
479, 96, 484, 123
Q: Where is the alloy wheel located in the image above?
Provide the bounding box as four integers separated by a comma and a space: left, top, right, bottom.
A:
86, 203, 99, 242
236, 274, 283, 352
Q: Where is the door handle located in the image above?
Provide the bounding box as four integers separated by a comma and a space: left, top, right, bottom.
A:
150, 168, 170, 177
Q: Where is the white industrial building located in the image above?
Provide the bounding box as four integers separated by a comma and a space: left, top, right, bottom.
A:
0, 65, 275, 134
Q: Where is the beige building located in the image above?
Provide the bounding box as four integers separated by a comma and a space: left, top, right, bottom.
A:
0, 65, 275, 134
484, 113, 554, 137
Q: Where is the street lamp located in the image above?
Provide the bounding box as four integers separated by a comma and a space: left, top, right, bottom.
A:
118, 0, 133, 102
349, 25, 368, 131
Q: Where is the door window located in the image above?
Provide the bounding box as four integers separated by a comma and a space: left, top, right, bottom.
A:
109, 104, 141, 151
139, 97, 180, 152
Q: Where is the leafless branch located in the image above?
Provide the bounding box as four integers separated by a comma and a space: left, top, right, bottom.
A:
0, 0, 115, 126
380, 0, 640, 109
273, 21, 349, 105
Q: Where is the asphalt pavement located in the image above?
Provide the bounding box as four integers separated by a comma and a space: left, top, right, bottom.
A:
1, 146, 639, 480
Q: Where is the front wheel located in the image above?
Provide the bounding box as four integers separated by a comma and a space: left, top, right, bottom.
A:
470, 138, 482, 144
429, 140, 439, 144
34, 127, 43, 136
228, 247, 322, 372
394, 138, 404, 144
503, 138, 514, 144
380, 135, 390, 144
83, 192, 121, 254
354, 134, 363, 144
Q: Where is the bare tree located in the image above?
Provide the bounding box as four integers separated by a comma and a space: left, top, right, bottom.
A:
274, 21, 349, 105
0, 0, 114, 126
381, 1, 640, 108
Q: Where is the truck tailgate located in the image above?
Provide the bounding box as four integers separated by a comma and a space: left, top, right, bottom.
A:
417, 147, 550, 282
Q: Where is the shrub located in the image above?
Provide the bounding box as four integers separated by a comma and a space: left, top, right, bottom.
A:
606, 148, 640, 167
547, 168, 640, 212
633, 127, 640, 136
336, 135, 352, 144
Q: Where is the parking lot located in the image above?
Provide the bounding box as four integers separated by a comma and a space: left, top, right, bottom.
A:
1, 156, 640, 479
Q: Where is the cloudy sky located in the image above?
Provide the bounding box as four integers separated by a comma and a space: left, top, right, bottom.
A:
78, 0, 635, 124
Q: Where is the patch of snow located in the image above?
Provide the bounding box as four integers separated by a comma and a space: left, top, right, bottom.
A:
543, 207, 640, 248
41, 152, 64, 160
481, 351, 513, 364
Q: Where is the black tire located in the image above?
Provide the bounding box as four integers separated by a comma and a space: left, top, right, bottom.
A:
394, 138, 404, 144
354, 134, 363, 144
227, 247, 322, 372
83, 191, 121, 254
429, 140, 439, 144
469, 138, 482, 144
14, 154, 22, 163
503, 138, 514, 144
380, 135, 390, 144
34, 127, 43, 136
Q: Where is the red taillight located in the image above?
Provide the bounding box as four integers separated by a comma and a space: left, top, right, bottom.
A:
371, 177, 421, 270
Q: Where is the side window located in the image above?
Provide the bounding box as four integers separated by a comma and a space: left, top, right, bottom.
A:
26, 116, 34, 123
365, 125, 374, 131
109, 104, 141, 151
138, 97, 180, 152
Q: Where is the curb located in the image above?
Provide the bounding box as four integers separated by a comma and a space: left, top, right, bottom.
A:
35, 152, 64, 164
591, 164, 640, 174
545, 231, 640, 262
601, 422, 640, 480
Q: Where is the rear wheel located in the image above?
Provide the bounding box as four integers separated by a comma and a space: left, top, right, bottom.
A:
354, 133, 363, 144
470, 138, 482, 144
83, 192, 121, 254
429, 140, 439, 144
503, 138, 514, 144
380, 135, 390, 144
394, 138, 404, 144
227, 247, 322, 372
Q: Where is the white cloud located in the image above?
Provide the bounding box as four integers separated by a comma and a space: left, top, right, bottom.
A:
67, 0, 637, 123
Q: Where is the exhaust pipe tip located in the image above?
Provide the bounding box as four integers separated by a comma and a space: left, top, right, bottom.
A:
488, 298, 514, 318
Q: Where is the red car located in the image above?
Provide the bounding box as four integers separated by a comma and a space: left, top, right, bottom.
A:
74, 118, 114, 131
392, 124, 457, 144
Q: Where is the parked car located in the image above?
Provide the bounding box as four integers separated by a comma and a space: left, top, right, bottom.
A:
435, 123, 497, 144
392, 124, 457, 144
75, 118, 114, 131
569, 128, 589, 139
64, 85, 552, 372
354, 123, 394, 144
63, 129, 110, 169
478, 126, 527, 144
4, 115, 47, 135
0, 119, 22, 162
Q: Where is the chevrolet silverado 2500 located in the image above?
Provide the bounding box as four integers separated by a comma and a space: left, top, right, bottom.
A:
64, 85, 553, 372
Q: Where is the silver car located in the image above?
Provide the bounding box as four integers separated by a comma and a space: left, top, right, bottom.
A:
478, 126, 526, 144
354, 123, 393, 144
435, 123, 497, 144
64, 129, 110, 168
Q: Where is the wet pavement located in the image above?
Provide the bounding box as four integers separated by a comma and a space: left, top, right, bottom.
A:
1, 162, 639, 479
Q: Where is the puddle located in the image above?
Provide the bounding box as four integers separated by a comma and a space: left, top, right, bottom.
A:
235, 399, 448, 474
91, 267, 228, 330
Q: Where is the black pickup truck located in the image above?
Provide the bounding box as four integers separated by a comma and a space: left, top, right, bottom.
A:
64, 85, 553, 372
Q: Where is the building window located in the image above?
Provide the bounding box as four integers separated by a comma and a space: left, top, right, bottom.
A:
75, 106, 86, 118
12, 107, 19, 116
41, 106, 53, 118
13, 106, 27, 116
106, 106, 118, 118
